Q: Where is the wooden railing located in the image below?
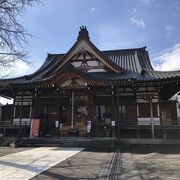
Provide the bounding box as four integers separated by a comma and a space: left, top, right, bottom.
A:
13, 121, 31, 126
0, 120, 30, 127
0, 121, 12, 127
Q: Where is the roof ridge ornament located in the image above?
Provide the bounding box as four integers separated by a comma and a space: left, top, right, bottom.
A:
77, 26, 90, 41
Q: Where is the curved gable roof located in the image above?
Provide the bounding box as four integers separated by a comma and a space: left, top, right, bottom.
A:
0, 26, 180, 88
103, 47, 153, 73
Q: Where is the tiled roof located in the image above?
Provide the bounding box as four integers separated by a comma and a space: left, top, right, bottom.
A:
0, 26, 180, 88
0, 47, 180, 88
143, 69, 180, 80
102, 47, 153, 73
29, 47, 153, 80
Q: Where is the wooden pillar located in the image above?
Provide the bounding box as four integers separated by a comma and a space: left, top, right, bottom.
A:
135, 88, 140, 138
111, 87, 115, 137
19, 90, 24, 137
137, 105, 140, 139
34, 89, 39, 119
56, 90, 60, 136
12, 92, 16, 126
88, 90, 92, 136
158, 88, 163, 126
111, 88, 115, 120
150, 98, 155, 139
116, 85, 120, 139
19, 90, 24, 127
90, 94, 96, 136
71, 91, 74, 129
88, 92, 92, 121
158, 88, 164, 138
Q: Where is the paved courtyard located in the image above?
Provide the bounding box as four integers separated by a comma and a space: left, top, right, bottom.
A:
0, 147, 84, 180
1, 145, 180, 179
33, 145, 180, 180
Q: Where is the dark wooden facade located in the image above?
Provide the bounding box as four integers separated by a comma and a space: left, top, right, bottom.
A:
1, 26, 180, 139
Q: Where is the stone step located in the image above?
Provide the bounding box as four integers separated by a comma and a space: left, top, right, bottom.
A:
17, 137, 117, 150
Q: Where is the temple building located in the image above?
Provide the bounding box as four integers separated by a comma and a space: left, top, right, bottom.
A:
1, 26, 180, 139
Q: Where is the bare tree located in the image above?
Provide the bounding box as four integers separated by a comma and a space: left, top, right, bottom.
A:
0, 0, 41, 77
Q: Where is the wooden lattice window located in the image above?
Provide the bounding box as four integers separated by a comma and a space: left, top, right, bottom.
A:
15, 105, 30, 118
22, 106, 31, 118
138, 103, 158, 117
15, 106, 20, 118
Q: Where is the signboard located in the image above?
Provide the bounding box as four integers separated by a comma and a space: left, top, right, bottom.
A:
87, 121, 91, 133
55, 121, 59, 128
105, 118, 111, 124
30, 119, 40, 138
111, 121, 115, 126
138, 118, 160, 125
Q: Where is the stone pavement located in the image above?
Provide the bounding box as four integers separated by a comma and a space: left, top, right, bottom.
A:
0, 147, 84, 180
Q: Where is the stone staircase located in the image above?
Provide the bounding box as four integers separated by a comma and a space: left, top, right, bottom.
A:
94, 124, 106, 137
17, 137, 118, 150
94, 128, 104, 137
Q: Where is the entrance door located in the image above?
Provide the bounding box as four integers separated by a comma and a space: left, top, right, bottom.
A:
59, 106, 68, 124
95, 105, 112, 136
38, 105, 56, 137
74, 105, 88, 136
75, 106, 88, 122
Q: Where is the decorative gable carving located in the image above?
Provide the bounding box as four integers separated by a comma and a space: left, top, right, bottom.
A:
50, 26, 122, 76
51, 71, 95, 89
69, 47, 106, 73
61, 78, 87, 88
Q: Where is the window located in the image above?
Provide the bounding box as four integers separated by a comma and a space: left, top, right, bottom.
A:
119, 105, 126, 122
75, 96, 88, 103
139, 104, 150, 117
15, 105, 30, 118
93, 96, 111, 105
96, 106, 105, 120
95, 105, 111, 121
76, 106, 88, 122
118, 104, 137, 125
15, 106, 20, 118
138, 103, 158, 117
22, 106, 30, 118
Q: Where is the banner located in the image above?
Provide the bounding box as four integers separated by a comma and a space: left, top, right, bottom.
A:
30, 119, 40, 138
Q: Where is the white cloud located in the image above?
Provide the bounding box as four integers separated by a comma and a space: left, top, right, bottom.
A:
15, 61, 30, 75
6, 60, 41, 78
96, 25, 132, 50
139, 0, 154, 4
165, 25, 173, 31
90, 7, 95, 12
130, 17, 145, 28
165, 25, 173, 37
152, 43, 180, 71
5, 61, 31, 78
133, 8, 137, 12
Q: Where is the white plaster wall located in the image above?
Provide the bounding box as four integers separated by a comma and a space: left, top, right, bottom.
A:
0, 106, 2, 121
138, 117, 160, 125
176, 102, 180, 125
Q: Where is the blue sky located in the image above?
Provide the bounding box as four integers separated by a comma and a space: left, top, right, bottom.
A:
12, 0, 180, 76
